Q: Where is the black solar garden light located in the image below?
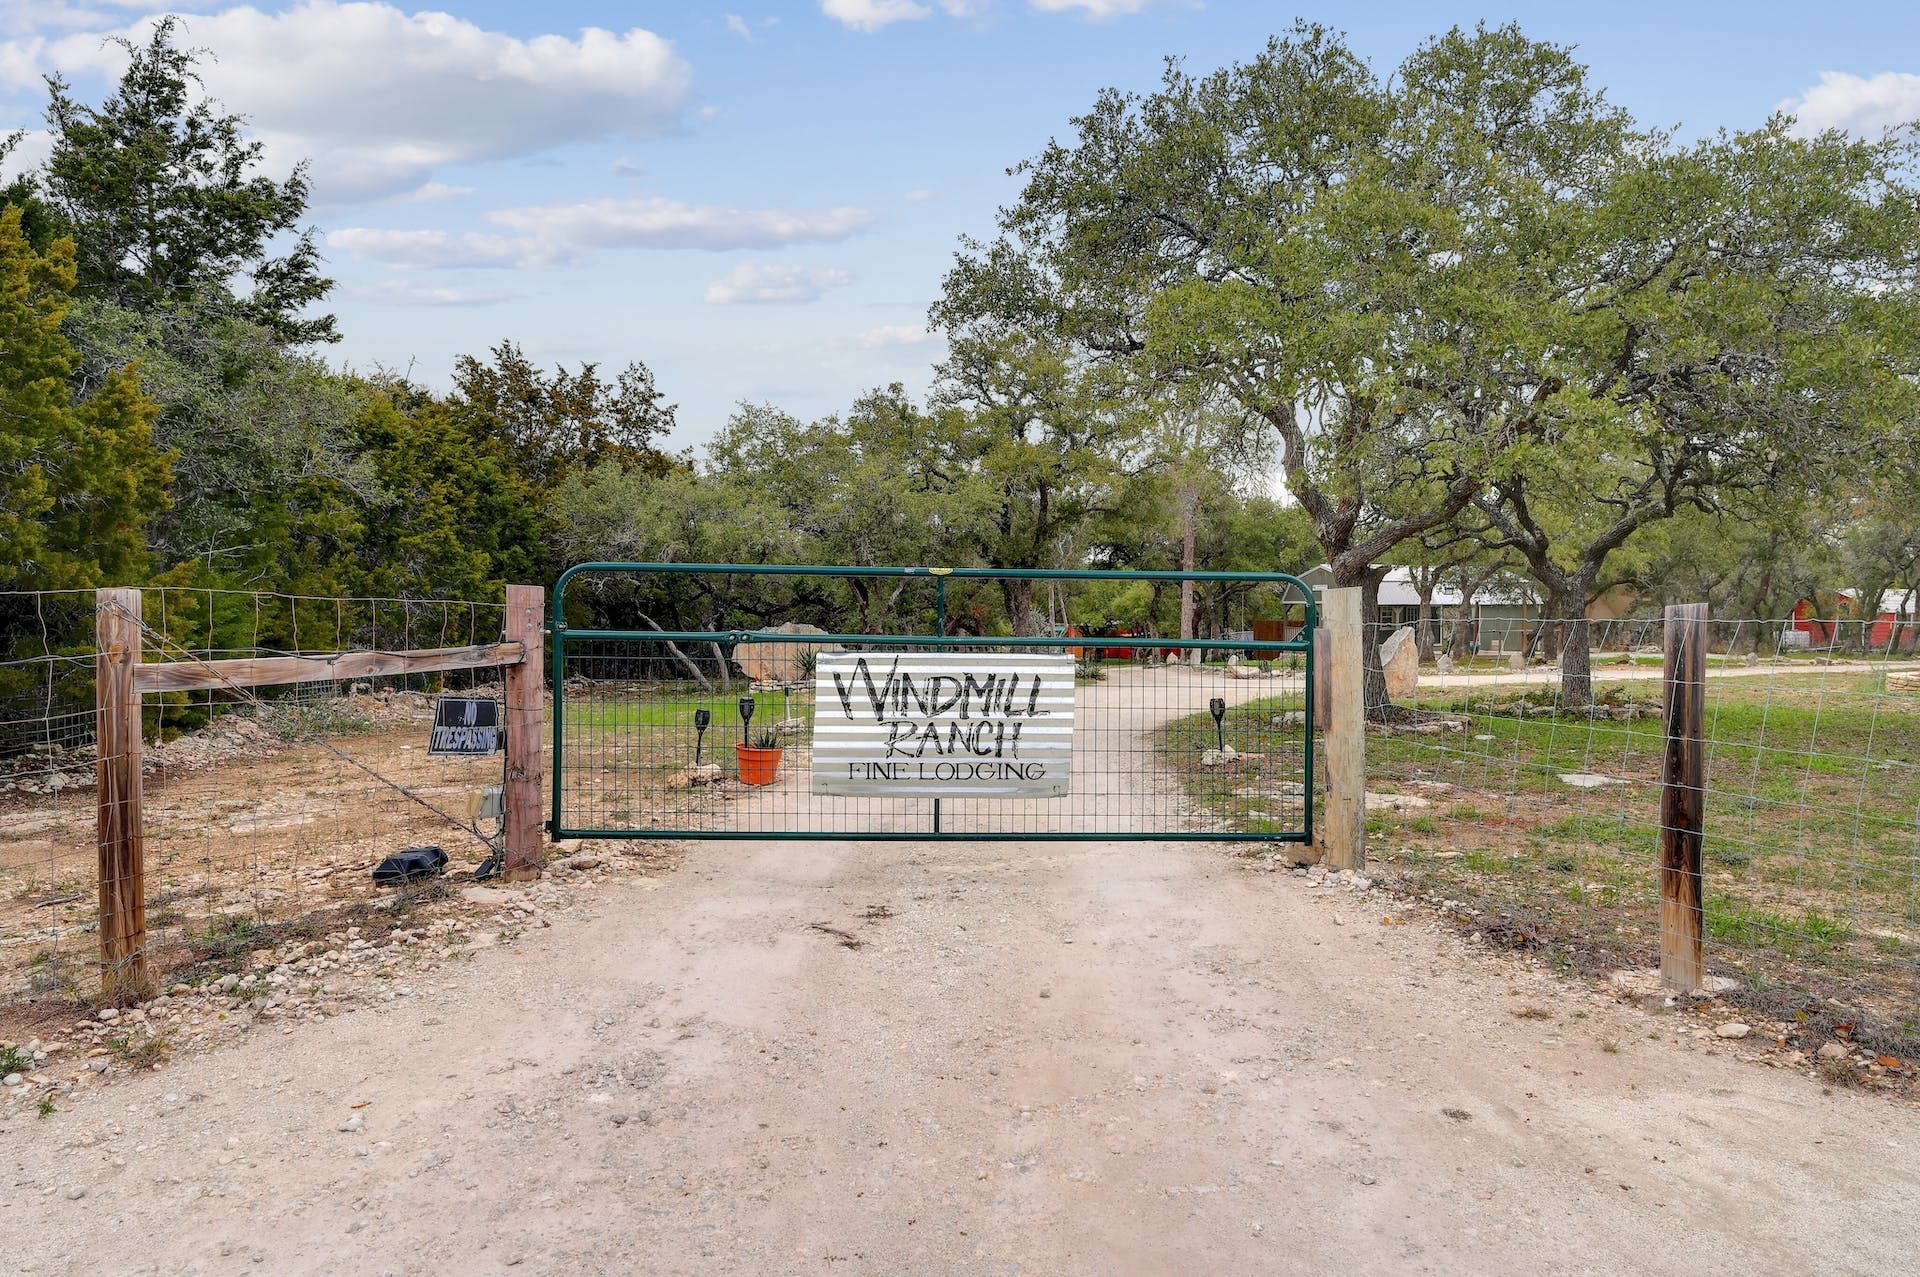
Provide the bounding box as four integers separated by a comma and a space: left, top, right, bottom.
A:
693, 708, 712, 764
1209, 697, 1227, 751
738, 694, 757, 745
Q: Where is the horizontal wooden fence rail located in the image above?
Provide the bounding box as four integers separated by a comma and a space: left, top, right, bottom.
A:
131, 641, 527, 694
94, 585, 545, 999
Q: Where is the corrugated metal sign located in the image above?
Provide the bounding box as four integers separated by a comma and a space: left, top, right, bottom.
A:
812, 651, 1073, 797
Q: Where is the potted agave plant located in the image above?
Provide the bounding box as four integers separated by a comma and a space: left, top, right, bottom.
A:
734, 691, 780, 784
736, 729, 784, 786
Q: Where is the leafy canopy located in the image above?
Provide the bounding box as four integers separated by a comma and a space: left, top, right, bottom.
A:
39, 16, 334, 343
0, 205, 170, 592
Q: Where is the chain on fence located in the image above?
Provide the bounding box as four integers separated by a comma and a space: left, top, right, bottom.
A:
1361, 611, 1920, 1050
0, 589, 509, 1002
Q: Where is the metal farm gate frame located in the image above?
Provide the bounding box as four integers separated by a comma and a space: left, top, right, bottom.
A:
549, 563, 1316, 845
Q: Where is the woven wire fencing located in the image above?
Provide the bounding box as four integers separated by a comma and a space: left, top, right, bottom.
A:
1362, 611, 1920, 1050
550, 563, 1319, 846
0, 588, 509, 1002
555, 635, 1310, 842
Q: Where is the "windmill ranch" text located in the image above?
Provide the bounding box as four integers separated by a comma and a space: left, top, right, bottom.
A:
831, 655, 1053, 768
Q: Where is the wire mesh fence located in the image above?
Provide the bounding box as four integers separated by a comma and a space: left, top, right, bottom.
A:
20, 570, 1913, 1056
550, 563, 1319, 845
1362, 611, 1920, 1051
554, 635, 1312, 842
0, 589, 511, 1002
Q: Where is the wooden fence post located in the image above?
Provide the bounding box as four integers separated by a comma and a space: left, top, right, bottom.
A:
96, 587, 153, 1000
1660, 602, 1708, 991
502, 584, 547, 881
1321, 588, 1366, 871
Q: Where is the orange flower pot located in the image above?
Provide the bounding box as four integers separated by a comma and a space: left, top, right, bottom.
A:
735, 743, 783, 786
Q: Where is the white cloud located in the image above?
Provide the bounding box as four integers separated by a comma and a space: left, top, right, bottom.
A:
724, 13, 752, 40
327, 228, 575, 270
489, 197, 876, 252
1029, 0, 1152, 13
821, 0, 931, 33
1780, 71, 1920, 136
15, 2, 695, 202
611, 157, 646, 179
706, 262, 854, 305
0, 36, 50, 90
332, 197, 876, 269
822, 0, 1152, 31
394, 181, 475, 204
901, 188, 933, 202
849, 323, 933, 347
0, 0, 217, 41
343, 278, 513, 306
0, 127, 51, 179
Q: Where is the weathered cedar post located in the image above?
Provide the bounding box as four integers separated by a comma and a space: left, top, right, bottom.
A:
1660, 602, 1709, 991
1320, 587, 1366, 871
502, 584, 547, 880
96, 587, 153, 999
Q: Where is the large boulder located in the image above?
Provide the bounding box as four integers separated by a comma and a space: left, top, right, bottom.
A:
734, 623, 838, 683
1380, 625, 1419, 699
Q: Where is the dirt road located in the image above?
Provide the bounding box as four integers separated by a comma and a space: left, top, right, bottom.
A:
5, 668, 1918, 1275
3, 826, 1917, 1276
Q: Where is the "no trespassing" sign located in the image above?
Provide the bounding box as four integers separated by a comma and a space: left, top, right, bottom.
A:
428, 696, 503, 756
811, 651, 1072, 798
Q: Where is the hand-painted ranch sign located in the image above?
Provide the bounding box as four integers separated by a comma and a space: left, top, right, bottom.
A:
428, 695, 503, 755
812, 651, 1073, 797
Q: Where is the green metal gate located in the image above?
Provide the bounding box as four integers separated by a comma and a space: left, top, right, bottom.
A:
550, 563, 1316, 844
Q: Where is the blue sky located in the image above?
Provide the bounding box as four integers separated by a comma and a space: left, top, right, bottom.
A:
3, 1, 1918, 451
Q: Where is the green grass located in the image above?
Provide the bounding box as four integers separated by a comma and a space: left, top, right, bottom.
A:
1706, 899, 1854, 958
1153, 691, 1311, 836
1155, 668, 1920, 1037
182, 914, 266, 974
105, 1029, 173, 1068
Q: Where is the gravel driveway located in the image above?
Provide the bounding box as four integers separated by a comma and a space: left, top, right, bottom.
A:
3, 673, 1916, 1275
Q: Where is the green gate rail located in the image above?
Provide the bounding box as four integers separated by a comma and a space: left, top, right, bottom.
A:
549, 563, 1316, 844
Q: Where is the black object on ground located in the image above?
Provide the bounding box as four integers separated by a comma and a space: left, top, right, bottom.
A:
373, 845, 449, 886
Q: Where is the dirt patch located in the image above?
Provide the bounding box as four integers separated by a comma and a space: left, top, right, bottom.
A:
3, 832, 1917, 1274
2, 695, 528, 1000
0, 845, 678, 1122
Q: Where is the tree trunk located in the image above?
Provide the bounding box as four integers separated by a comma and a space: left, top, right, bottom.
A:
638, 613, 712, 692
1449, 565, 1503, 662
1332, 562, 1393, 721
1549, 581, 1596, 711
1415, 587, 1436, 665
1449, 606, 1474, 661
849, 579, 874, 633
999, 577, 1039, 637
1179, 481, 1199, 642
